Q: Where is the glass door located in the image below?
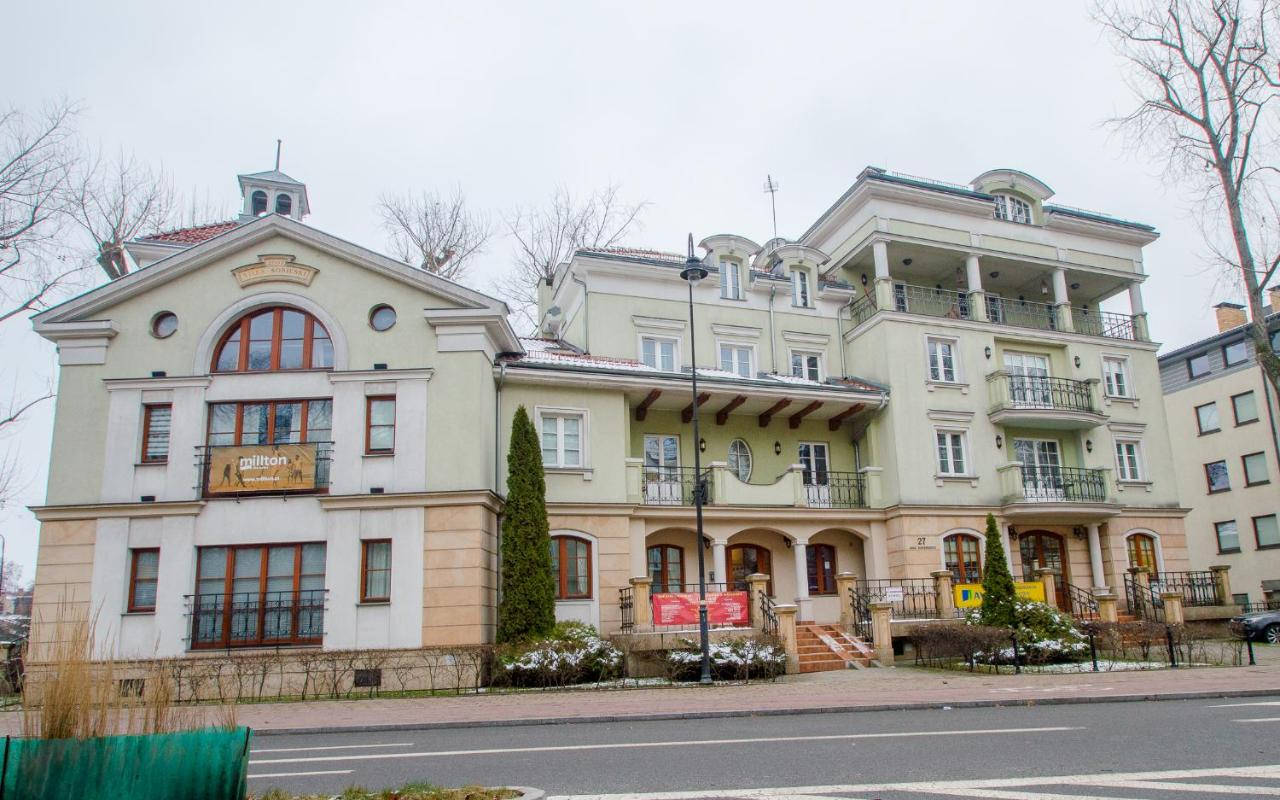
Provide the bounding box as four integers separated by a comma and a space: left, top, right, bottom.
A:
1019, 531, 1068, 600
1004, 352, 1052, 407
643, 434, 681, 503
1013, 438, 1064, 500
798, 442, 831, 507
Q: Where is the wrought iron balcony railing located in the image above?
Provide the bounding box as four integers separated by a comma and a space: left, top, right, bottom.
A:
1072, 308, 1141, 341
641, 466, 712, 506
185, 589, 327, 649
803, 471, 867, 508
988, 372, 1097, 414
892, 283, 972, 320
1019, 465, 1108, 503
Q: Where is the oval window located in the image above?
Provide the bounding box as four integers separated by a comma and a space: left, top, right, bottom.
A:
151, 311, 178, 339
728, 439, 752, 482
369, 305, 397, 331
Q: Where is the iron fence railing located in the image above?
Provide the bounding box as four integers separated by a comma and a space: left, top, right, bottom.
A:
1064, 583, 1099, 621
186, 589, 327, 649
1241, 601, 1280, 614
1072, 308, 1141, 341
804, 471, 867, 508
995, 374, 1096, 413
848, 584, 872, 641
849, 294, 878, 328
990, 296, 1058, 332
641, 466, 713, 506
619, 587, 634, 632
1150, 571, 1220, 608
1020, 466, 1108, 503
1123, 573, 1166, 623
858, 578, 941, 620
195, 442, 333, 497
759, 592, 779, 637
892, 283, 972, 320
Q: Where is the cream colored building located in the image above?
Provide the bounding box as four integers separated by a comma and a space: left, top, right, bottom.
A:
1159, 295, 1280, 610
25, 163, 1193, 677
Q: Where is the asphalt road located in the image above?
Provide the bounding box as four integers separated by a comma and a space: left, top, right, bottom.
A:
246, 695, 1280, 799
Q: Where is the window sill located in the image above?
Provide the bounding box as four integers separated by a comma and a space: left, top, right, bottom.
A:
1116, 480, 1153, 493
1257, 543, 1280, 551
1245, 480, 1271, 488
544, 466, 594, 481
926, 380, 969, 394
1236, 418, 1260, 427
1207, 487, 1232, 495
363, 451, 394, 458
719, 295, 747, 302
555, 596, 593, 603
122, 610, 155, 616
1103, 395, 1139, 407
935, 474, 979, 488
1217, 548, 1242, 555
1198, 429, 1221, 436
135, 461, 167, 468
357, 600, 390, 606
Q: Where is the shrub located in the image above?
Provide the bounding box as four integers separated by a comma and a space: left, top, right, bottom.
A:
911, 624, 1010, 668
979, 513, 1017, 627
964, 600, 1088, 665
495, 622, 622, 688
665, 636, 786, 682
497, 406, 556, 644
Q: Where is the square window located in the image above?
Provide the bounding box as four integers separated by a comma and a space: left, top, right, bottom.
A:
1255, 514, 1280, 549
1195, 402, 1221, 434
790, 351, 822, 382
718, 344, 753, 378
1223, 339, 1249, 366
935, 430, 968, 475
1215, 520, 1240, 553
1102, 357, 1130, 397
1205, 460, 1231, 493
641, 336, 678, 372
128, 548, 159, 612
540, 411, 585, 468
1187, 353, 1211, 379
361, 540, 392, 602
1114, 440, 1143, 481
141, 404, 172, 463
927, 338, 958, 383
1243, 451, 1269, 486
1232, 391, 1259, 424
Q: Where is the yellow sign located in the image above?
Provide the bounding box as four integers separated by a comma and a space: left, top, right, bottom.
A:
207, 444, 317, 494
954, 581, 1047, 608
232, 254, 318, 288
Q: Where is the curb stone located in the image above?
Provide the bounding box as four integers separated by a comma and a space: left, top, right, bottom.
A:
252, 685, 1280, 736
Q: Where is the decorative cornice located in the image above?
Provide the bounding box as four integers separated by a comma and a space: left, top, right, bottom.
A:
30, 500, 206, 521
328, 368, 434, 383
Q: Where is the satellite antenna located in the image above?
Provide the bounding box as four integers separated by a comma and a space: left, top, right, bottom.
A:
763, 174, 780, 239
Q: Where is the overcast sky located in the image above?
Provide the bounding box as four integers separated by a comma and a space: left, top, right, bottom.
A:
0, 1, 1248, 577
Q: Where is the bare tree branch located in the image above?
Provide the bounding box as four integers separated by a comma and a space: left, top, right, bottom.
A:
497, 184, 648, 334
377, 188, 491, 283
64, 148, 176, 279
1095, 0, 1280, 397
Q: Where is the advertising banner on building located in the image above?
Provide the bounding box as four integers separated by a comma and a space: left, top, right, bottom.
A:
954, 581, 1047, 608
651, 591, 750, 626
207, 443, 317, 494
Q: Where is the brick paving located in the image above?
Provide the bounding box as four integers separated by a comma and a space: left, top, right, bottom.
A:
5, 648, 1276, 736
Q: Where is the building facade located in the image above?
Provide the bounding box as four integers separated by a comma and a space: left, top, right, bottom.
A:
1159, 295, 1280, 609
26, 163, 1192, 673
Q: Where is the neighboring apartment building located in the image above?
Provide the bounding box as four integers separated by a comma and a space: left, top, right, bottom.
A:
1159, 294, 1280, 609
26, 162, 1191, 674
512, 166, 1189, 633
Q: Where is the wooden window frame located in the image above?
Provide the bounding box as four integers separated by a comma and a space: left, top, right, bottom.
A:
211, 306, 332, 373
127, 548, 160, 613
365, 396, 396, 455
727, 543, 773, 595
192, 543, 325, 649
359, 539, 392, 603
551, 535, 592, 600
807, 543, 838, 595
206, 398, 331, 446
140, 403, 172, 464
943, 533, 983, 584
1126, 533, 1158, 573
646, 544, 684, 593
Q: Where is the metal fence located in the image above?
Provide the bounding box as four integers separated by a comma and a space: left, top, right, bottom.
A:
858, 578, 942, 619
804, 471, 867, 508
1241, 600, 1280, 614
849, 295, 877, 328
992, 296, 1058, 332
759, 592, 779, 637
1124, 573, 1166, 622
1150, 571, 1220, 607
186, 589, 327, 649
892, 283, 972, 319
1064, 583, 1099, 621
194, 442, 334, 497
1001, 375, 1095, 413
619, 586, 634, 632
848, 585, 872, 641
1072, 308, 1140, 341
641, 467, 712, 506
1020, 466, 1108, 503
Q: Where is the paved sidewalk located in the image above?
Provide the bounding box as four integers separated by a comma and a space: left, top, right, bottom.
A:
7, 648, 1277, 736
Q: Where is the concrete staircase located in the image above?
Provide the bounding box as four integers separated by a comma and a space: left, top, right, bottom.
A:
795, 623, 875, 672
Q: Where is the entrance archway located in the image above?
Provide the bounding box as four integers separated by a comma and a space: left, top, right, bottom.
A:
1018, 530, 1068, 600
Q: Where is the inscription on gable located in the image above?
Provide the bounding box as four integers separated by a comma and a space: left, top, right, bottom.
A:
232, 254, 318, 288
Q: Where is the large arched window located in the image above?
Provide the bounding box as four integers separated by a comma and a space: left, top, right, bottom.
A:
807, 543, 837, 595
1127, 533, 1158, 574
993, 193, 1032, 224
550, 535, 591, 599
647, 544, 683, 593
943, 533, 982, 584
251, 190, 268, 216
727, 544, 772, 594
213, 307, 333, 372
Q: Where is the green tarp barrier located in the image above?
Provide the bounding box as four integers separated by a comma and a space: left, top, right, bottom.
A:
1, 726, 251, 800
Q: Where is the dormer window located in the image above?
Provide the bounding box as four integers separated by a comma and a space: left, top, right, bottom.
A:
791, 268, 811, 307
720, 258, 742, 300
213, 306, 333, 372
251, 191, 268, 216
275, 194, 293, 216
993, 193, 1032, 224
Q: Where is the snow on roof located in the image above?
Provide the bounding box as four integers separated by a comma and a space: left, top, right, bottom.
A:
578, 246, 685, 263
136, 220, 241, 245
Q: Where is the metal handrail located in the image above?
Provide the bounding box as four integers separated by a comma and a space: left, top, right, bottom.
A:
892, 283, 972, 320
1064, 583, 1099, 621
848, 585, 872, 641
1019, 465, 1108, 503
640, 466, 713, 506
804, 471, 867, 508
849, 294, 877, 328
990, 296, 1057, 332
1151, 571, 1219, 607
185, 589, 327, 649
759, 592, 779, 637
991, 372, 1096, 413
1072, 308, 1141, 341
1123, 574, 1165, 622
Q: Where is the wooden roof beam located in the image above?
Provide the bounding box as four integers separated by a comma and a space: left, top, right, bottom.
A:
827, 403, 864, 431
788, 401, 823, 429
715, 395, 748, 425
635, 389, 661, 422
681, 393, 711, 424
758, 398, 791, 428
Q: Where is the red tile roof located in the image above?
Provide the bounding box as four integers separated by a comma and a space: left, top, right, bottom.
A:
137, 220, 241, 245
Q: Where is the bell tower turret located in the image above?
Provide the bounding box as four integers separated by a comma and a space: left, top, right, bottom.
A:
237, 141, 309, 222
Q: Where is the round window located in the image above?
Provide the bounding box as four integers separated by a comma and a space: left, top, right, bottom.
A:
728, 439, 753, 482
369, 305, 397, 331
151, 311, 178, 339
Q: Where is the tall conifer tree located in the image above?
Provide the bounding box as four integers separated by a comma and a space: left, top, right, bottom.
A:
497, 406, 556, 643
980, 513, 1017, 627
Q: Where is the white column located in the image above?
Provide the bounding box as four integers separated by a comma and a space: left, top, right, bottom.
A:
872, 241, 890, 280
1087, 523, 1107, 591
792, 540, 812, 621
1052, 267, 1069, 306
1128, 282, 1145, 316
965, 254, 983, 292
712, 540, 727, 587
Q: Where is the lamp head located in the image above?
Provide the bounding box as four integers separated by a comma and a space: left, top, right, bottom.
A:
680, 233, 708, 284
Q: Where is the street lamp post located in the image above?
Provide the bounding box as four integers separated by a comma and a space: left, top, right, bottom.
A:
679, 234, 713, 686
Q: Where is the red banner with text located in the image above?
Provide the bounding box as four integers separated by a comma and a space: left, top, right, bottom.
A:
650, 591, 750, 627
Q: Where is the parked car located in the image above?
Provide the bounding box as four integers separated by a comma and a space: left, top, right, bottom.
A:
1233, 610, 1280, 644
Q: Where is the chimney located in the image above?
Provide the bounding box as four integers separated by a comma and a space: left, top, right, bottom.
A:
1269, 285, 1280, 315
1214, 301, 1247, 332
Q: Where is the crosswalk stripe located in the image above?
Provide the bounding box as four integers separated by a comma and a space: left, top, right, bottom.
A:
1087, 780, 1280, 795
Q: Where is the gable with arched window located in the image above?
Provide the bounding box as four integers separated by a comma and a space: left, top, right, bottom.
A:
993, 193, 1033, 224
213, 306, 333, 372
943, 532, 982, 584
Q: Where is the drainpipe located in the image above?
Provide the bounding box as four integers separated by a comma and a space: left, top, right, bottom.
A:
572, 276, 590, 352
494, 361, 507, 608
767, 285, 778, 373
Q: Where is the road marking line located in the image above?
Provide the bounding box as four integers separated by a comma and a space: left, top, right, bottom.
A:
1209, 700, 1280, 707
248, 726, 1081, 766
248, 769, 354, 780
251, 742, 415, 754
1236, 717, 1280, 722
1087, 780, 1280, 795
910, 790, 1133, 800
545, 764, 1280, 800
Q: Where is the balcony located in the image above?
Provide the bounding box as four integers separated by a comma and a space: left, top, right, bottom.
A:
628, 461, 877, 509
186, 589, 327, 649
195, 442, 333, 498
985, 372, 1107, 429
998, 463, 1117, 517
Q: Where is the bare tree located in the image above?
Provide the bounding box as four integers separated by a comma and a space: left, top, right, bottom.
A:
498, 184, 647, 334
66, 148, 176, 280
1095, 0, 1280, 395
377, 188, 491, 282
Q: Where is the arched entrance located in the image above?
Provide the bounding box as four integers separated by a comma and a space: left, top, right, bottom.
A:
1126, 533, 1159, 574
1018, 530, 1068, 600
727, 543, 772, 594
